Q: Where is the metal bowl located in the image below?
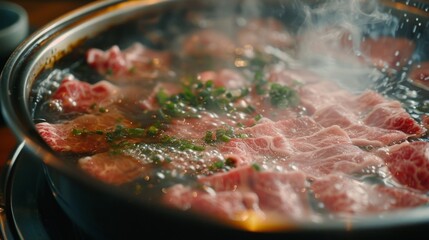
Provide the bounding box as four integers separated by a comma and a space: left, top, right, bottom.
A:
2, 0, 429, 239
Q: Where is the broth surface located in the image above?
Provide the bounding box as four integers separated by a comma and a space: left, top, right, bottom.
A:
31, 0, 429, 229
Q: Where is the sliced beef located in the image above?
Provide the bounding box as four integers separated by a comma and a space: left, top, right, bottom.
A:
50, 77, 119, 114
163, 112, 238, 141
360, 37, 415, 70
287, 144, 383, 178
164, 167, 429, 222
198, 166, 256, 191
76, 138, 228, 185
138, 82, 183, 111
79, 152, 147, 185
353, 91, 424, 136
252, 170, 310, 219
240, 116, 322, 138
164, 166, 311, 222
298, 81, 352, 115
311, 175, 429, 214
363, 101, 425, 135
313, 105, 409, 147
380, 141, 429, 191
302, 83, 425, 145
163, 184, 263, 221
49, 76, 160, 116
197, 69, 249, 89
221, 124, 382, 177
35, 110, 140, 154
181, 29, 236, 59
301, 82, 424, 138
409, 62, 429, 90
237, 17, 295, 50
86, 43, 172, 82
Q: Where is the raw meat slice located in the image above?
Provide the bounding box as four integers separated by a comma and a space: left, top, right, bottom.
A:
311, 175, 429, 214
165, 166, 310, 221
86, 43, 171, 81
298, 81, 352, 115
237, 17, 295, 50
252, 171, 310, 219
164, 112, 238, 141
288, 144, 383, 177
79, 152, 146, 185
50, 77, 119, 114
221, 124, 382, 177
409, 62, 429, 89
313, 105, 409, 147
240, 116, 322, 138
138, 82, 183, 111
35, 110, 139, 153
364, 101, 425, 135
163, 184, 263, 221
181, 29, 236, 59
197, 69, 249, 89
360, 37, 415, 69
381, 141, 429, 191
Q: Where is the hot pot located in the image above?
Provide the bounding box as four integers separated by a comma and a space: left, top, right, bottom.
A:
2, 0, 429, 239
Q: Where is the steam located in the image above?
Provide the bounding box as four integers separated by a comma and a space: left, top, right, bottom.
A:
293, 0, 399, 91
231, 0, 402, 91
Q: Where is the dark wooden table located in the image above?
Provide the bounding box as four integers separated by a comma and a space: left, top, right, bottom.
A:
0, 0, 92, 172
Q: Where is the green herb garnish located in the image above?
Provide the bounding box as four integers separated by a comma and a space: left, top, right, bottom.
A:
269, 83, 299, 108
204, 127, 248, 144
161, 135, 205, 151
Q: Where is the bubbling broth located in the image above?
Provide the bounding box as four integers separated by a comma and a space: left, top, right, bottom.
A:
31, 0, 429, 230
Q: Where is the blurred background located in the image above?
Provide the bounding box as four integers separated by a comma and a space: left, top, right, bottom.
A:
8, 0, 93, 29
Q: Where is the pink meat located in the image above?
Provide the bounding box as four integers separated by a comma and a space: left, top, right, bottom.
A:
238, 91, 301, 122
363, 101, 425, 135
138, 82, 182, 111
381, 141, 429, 191
298, 81, 352, 115
163, 184, 262, 221
164, 112, 238, 141
300, 82, 424, 138
409, 62, 429, 90
313, 105, 409, 147
78, 141, 227, 184
165, 166, 311, 221
50, 77, 119, 114
311, 175, 429, 214
86, 43, 171, 82
35, 110, 139, 153
252, 171, 310, 219
288, 144, 383, 177
199, 166, 256, 191
354, 91, 424, 136
240, 116, 322, 138
221, 124, 382, 176
197, 69, 249, 89
302, 84, 425, 145
181, 29, 236, 59
237, 17, 295, 50
79, 152, 146, 185
360, 37, 415, 69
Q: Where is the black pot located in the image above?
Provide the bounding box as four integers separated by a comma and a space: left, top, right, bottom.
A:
2, 0, 429, 239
